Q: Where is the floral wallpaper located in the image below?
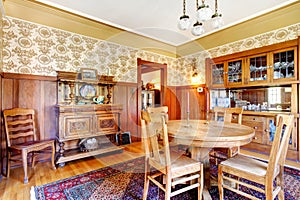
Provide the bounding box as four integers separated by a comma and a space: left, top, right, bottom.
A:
2, 16, 300, 86
207, 23, 300, 58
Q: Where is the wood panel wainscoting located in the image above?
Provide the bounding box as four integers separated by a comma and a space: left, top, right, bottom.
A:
0, 73, 141, 172
1, 73, 57, 173
174, 85, 208, 120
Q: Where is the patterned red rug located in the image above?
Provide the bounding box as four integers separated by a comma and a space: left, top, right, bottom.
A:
31, 157, 300, 200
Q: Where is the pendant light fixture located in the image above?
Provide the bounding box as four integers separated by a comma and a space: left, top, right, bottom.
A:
211, 0, 224, 29
178, 0, 223, 36
178, 0, 191, 30
197, 0, 213, 21
191, 0, 205, 36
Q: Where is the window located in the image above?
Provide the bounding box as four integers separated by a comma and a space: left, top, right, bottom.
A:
268, 87, 281, 105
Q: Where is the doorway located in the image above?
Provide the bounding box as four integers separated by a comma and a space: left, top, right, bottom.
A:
137, 58, 167, 112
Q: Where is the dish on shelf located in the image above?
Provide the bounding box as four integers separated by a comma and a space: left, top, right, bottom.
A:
79, 84, 96, 99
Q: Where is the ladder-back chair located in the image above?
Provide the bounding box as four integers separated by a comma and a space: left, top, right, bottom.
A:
210, 107, 243, 163
141, 110, 203, 199
218, 114, 294, 200
3, 108, 56, 183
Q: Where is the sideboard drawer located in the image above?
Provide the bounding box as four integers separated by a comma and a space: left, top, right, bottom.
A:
252, 131, 263, 144
95, 114, 118, 134
242, 115, 264, 122
63, 115, 93, 139
242, 121, 264, 132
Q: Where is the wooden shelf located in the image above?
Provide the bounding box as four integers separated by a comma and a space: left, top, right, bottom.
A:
56, 145, 124, 165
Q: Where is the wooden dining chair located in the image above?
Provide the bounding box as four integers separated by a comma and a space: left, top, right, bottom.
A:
146, 106, 169, 123
3, 108, 56, 183
141, 110, 204, 200
210, 107, 243, 164
218, 114, 294, 200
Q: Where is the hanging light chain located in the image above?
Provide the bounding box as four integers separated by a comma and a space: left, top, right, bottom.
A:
199, 0, 209, 9
183, 0, 187, 15
212, 0, 222, 18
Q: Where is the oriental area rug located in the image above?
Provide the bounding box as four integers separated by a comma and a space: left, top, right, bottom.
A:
31, 157, 300, 200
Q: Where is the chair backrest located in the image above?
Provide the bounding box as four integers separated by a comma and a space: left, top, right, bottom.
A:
141, 110, 170, 170
213, 107, 243, 124
3, 108, 37, 147
146, 106, 169, 124
267, 114, 294, 178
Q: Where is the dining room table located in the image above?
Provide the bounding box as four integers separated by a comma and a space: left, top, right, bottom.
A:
167, 119, 255, 200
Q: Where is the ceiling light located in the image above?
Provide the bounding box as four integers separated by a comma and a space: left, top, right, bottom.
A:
191, 21, 205, 36
197, 0, 213, 21
211, 0, 224, 29
178, 0, 191, 30
178, 0, 223, 36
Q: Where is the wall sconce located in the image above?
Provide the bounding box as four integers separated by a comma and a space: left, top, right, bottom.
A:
191, 60, 200, 84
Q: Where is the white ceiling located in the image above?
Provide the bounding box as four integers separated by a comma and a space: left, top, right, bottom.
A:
35, 0, 297, 46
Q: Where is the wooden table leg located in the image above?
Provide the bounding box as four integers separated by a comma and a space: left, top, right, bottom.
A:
191, 147, 212, 200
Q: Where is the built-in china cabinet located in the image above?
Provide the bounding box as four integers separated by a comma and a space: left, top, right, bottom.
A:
55, 70, 123, 167
206, 38, 300, 161
207, 41, 298, 89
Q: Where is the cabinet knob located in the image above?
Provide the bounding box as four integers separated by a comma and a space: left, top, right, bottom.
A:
253, 126, 258, 130
264, 129, 270, 132
253, 136, 258, 140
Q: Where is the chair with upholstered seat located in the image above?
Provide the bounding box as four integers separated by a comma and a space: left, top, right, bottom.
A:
218, 114, 294, 200
210, 107, 243, 163
3, 108, 56, 183
141, 110, 204, 200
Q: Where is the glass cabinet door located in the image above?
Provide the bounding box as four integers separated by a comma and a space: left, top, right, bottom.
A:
212, 63, 224, 86
227, 59, 242, 85
272, 48, 295, 81
249, 54, 268, 83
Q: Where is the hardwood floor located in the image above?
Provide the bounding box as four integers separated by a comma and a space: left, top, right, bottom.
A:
1, 142, 299, 200
0, 142, 144, 200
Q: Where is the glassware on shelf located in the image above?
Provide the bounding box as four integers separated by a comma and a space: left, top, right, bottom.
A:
212, 63, 224, 85
249, 55, 267, 82
273, 50, 295, 79
228, 60, 242, 83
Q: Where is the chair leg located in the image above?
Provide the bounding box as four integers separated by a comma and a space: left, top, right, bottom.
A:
165, 174, 172, 200
198, 164, 204, 200
31, 152, 36, 168
143, 161, 150, 200
218, 165, 224, 200
277, 172, 284, 200
22, 150, 28, 184
51, 142, 56, 170
6, 152, 10, 178
265, 183, 273, 200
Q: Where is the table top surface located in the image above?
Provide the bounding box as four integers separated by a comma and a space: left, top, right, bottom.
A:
167, 120, 255, 148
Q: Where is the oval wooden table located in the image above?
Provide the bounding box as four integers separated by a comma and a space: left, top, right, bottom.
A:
167, 120, 255, 200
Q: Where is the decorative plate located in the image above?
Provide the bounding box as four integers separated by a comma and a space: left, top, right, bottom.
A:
79, 84, 96, 99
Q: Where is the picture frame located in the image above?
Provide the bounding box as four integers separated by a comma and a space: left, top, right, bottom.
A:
80, 68, 98, 81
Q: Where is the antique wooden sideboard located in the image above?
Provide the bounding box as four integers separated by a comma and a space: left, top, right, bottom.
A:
55, 70, 123, 166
